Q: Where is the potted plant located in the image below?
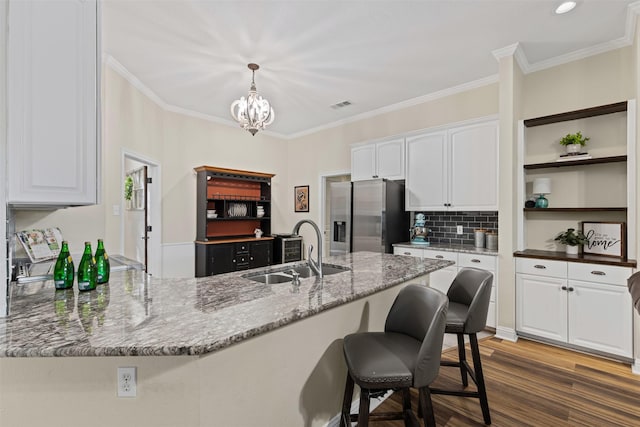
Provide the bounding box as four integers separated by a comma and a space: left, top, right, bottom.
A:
124, 176, 133, 209
554, 228, 589, 255
559, 131, 589, 155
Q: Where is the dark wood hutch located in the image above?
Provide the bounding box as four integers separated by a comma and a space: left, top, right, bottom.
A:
194, 166, 274, 277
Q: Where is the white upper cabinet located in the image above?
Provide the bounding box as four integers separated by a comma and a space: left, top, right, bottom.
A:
406, 120, 498, 211
351, 138, 405, 181
406, 131, 447, 210
449, 122, 499, 210
7, 0, 99, 206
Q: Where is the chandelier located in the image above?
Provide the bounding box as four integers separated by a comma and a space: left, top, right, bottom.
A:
230, 63, 275, 135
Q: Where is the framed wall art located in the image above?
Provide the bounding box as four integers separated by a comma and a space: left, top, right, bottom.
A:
294, 185, 309, 212
581, 221, 626, 258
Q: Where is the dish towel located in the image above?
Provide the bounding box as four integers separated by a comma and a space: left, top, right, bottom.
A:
627, 271, 640, 315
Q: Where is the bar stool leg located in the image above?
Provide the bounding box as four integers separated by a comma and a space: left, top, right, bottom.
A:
470, 333, 491, 425
340, 374, 355, 427
358, 388, 371, 427
457, 333, 468, 387
419, 387, 436, 427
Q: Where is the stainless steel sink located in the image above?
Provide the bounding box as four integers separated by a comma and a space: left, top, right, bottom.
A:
243, 263, 350, 284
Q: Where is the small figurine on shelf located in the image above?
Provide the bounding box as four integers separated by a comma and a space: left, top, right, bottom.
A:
254, 228, 263, 238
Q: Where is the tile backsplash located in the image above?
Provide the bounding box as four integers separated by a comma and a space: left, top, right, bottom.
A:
413, 211, 498, 245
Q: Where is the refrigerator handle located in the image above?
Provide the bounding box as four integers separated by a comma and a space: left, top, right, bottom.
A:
380, 211, 385, 245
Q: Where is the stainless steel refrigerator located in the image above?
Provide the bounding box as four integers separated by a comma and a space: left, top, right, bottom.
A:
329, 179, 409, 254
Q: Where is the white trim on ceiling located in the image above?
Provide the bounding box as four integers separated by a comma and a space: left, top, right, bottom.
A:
286, 74, 500, 140
493, 1, 640, 74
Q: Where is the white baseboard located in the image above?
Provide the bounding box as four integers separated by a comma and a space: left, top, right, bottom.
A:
495, 326, 518, 342
632, 359, 640, 375
325, 390, 393, 427
160, 242, 194, 278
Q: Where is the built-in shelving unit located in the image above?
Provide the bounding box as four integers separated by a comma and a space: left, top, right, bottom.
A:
516, 100, 636, 267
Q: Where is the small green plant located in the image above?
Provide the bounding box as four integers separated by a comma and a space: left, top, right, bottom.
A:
554, 228, 589, 246
124, 176, 133, 201
559, 131, 589, 146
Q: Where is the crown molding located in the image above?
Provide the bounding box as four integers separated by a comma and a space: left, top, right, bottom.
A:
498, 1, 640, 75
286, 74, 499, 140
103, 54, 286, 139
492, 42, 530, 73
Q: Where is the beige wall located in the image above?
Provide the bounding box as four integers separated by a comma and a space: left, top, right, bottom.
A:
284, 83, 499, 244
13, 66, 289, 261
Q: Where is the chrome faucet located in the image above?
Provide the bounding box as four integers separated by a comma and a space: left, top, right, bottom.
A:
292, 219, 323, 278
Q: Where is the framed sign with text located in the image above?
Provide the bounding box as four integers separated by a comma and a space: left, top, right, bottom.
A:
581, 221, 626, 258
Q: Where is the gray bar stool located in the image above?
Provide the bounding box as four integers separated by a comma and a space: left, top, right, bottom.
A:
430, 267, 493, 425
340, 285, 448, 427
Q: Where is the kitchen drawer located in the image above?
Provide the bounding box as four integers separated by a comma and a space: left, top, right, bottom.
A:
423, 250, 457, 263
458, 253, 496, 271
234, 242, 249, 254
516, 258, 567, 278
393, 247, 424, 258
568, 263, 632, 286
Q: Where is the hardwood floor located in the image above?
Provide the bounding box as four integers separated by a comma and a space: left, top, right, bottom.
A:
371, 337, 640, 426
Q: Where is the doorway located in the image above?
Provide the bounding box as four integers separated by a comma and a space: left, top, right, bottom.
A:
122, 152, 161, 276
320, 171, 351, 257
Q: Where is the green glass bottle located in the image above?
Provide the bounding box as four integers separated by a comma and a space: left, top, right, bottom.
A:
53, 241, 74, 290
95, 239, 110, 284
77, 241, 97, 292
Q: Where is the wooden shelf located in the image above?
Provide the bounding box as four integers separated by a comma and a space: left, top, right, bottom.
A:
524, 207, 627, 213
514, 249, 636, 268
524, 155, 627, 170
195, 236, 274, 245
523, 102, 627, 127
208, 217, 270, 221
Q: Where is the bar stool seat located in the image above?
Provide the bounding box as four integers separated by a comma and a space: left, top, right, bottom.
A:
340, 285, 448, 427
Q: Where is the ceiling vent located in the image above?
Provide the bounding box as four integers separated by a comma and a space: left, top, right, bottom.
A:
330, 100, 352, 109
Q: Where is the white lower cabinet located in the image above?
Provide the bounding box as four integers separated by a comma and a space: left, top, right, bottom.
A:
516, 258, 632, 358
394, 246, 497, 328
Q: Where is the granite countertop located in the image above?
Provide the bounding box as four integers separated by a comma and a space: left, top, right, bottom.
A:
393, 242, 498, 256
0, 252, 453, 357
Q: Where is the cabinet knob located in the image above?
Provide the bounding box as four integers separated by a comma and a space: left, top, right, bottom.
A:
435, 255, 444, 259
568, 287, 574, 292
533, 265, 546, 269
561, 286, 567, 291
471, 259, 481, 263
590, 271, 606, 276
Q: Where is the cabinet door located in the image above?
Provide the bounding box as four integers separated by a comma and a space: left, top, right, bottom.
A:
7, 0, 98, 206
250, 241, 273, 269
429, 266, 458, 295
351, 144, 376, 181
568, 280, 632, 358
405, 131, 448, 210
376, 139, 405, 180
211, 244, 236, 275
516, 273, 568, 342
448, 121, 498, 210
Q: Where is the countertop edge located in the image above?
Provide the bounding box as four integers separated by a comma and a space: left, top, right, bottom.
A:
1, 256, 455, 358
393, 242, 498, 256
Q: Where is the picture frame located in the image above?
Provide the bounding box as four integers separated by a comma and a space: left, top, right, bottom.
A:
581, 221, 626, 258
294, 185, 309, 212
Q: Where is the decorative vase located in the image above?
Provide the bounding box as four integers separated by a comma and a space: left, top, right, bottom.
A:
125, 199, 132, 210
566, 144, 581, 155
565, 245, 579, 255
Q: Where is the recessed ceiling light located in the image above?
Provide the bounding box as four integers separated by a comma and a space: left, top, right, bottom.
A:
555, 1, 577, 14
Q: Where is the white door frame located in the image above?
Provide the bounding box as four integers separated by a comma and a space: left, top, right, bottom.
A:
319, 170, 351, 257
121, 149, 161, 276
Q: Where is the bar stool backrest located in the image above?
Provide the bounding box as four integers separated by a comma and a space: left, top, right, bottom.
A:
447, 267, 493, 334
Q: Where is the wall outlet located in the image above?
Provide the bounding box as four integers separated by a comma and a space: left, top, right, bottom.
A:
456, 225, 463, 235
117, 367, 137, 398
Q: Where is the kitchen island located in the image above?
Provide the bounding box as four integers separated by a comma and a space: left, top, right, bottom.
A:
0, 252, 452, 427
